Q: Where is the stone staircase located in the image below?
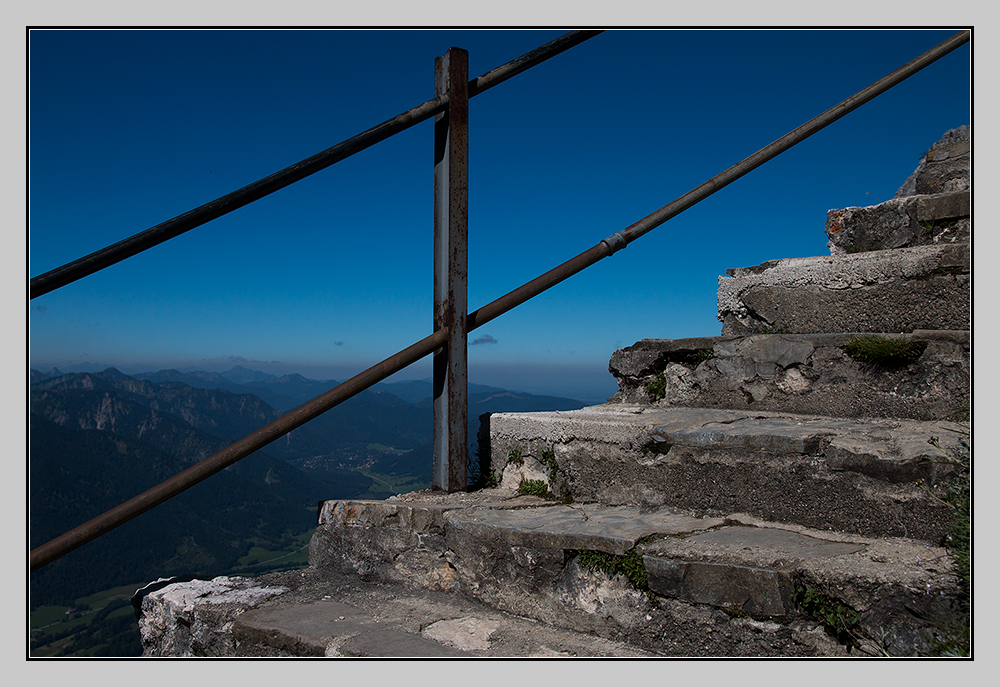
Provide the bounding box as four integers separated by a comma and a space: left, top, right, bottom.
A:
135, 127, 971, 658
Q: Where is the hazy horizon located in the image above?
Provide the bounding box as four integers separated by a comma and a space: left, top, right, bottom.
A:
29, 356, 622, 405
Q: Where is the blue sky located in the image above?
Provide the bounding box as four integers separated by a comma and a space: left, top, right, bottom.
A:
28, 29, 971, 402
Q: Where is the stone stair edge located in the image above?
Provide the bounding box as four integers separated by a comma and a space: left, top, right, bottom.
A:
829, 188, 969, 215
315, 492, 949, 559
137, 564, 656, 658
722, 239, 968, 278
619, 329, 969, 351
136, 490, 958, 657
604, 330, 969, 422
825, 190, 970, 254
482, 404, 964, 542
307, 493, 959, 656
483, 403, 967, 451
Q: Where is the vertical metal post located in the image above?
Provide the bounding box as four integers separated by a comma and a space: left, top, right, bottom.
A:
433, 48, 469, 492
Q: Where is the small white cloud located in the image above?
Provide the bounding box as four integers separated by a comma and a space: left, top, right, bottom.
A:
470, 334, 498, 346
202, 355, 283, 365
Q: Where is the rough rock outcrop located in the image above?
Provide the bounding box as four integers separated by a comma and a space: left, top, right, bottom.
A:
895, 125, 970, 197
136, 576, 288, 656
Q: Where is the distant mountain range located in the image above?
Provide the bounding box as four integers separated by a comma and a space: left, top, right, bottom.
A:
29, 365, 587, 606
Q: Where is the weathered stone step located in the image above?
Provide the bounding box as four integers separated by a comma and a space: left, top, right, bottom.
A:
608, 330, 969, 422
824, 190, 969, 255
716, 243, 969, 336
483, 404, 966, 542
304, 493, 960, 656
135, 564, 654, 657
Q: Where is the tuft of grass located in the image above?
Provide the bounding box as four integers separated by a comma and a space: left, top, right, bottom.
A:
645, 373, 667, 402
507, 449, 524, 466
478, 469, 500, 489
842, 335, 927, 370
793, 585, 861, 646
516, 478, 554, 499
578, 549, 656, 604
540, 449, 559, 482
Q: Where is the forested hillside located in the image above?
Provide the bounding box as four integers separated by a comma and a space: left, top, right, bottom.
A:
29, 367, 587, 608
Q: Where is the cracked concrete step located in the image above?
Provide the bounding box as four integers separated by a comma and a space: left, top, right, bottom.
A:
135, 565, 654, 657
607, 330, 969, 421
233, 599, 472, 657
484, 404, 967, 542
307, 494, 960, 656
716, 242, 969, 336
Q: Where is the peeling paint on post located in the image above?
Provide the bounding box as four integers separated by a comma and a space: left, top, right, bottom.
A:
433, 48, 469, 492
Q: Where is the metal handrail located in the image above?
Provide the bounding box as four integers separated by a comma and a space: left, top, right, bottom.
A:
28, 30, 602, 299
29, 29, 971, 572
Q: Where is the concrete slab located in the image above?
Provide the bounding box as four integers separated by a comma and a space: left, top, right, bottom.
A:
637, 519, 958, 653
490, 404, 963, 477
652, 416, 847, 454
232, 600, 388, 656
336, 628, 471, 657
642, 526, 867, 616
683, 526, 867, 559
644, 558, 796, 616
717, 243, 969, 335
422, 616, 500, 652
445, 504, 724, 556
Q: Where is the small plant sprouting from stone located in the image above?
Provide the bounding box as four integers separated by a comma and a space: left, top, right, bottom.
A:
842, 335, 927, 370
507, 449, 524, 466
919, 218, 957, 236
516, 478, 554, 499
645, 373, 667, 403
793, 584, 862, 647
540, 448, 558, 482
480, 469, 500, 489
578, 549, 657, 604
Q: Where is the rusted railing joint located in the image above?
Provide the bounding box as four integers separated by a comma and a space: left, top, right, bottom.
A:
600, 231, 627, 255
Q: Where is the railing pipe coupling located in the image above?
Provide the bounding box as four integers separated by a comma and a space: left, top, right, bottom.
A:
600, 231, 628, 255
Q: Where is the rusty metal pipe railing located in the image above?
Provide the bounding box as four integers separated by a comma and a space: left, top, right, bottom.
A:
28, 30, 602, 300
468, 29, 971, 331
30, 30, 970, 572
30, 31, 603, 572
